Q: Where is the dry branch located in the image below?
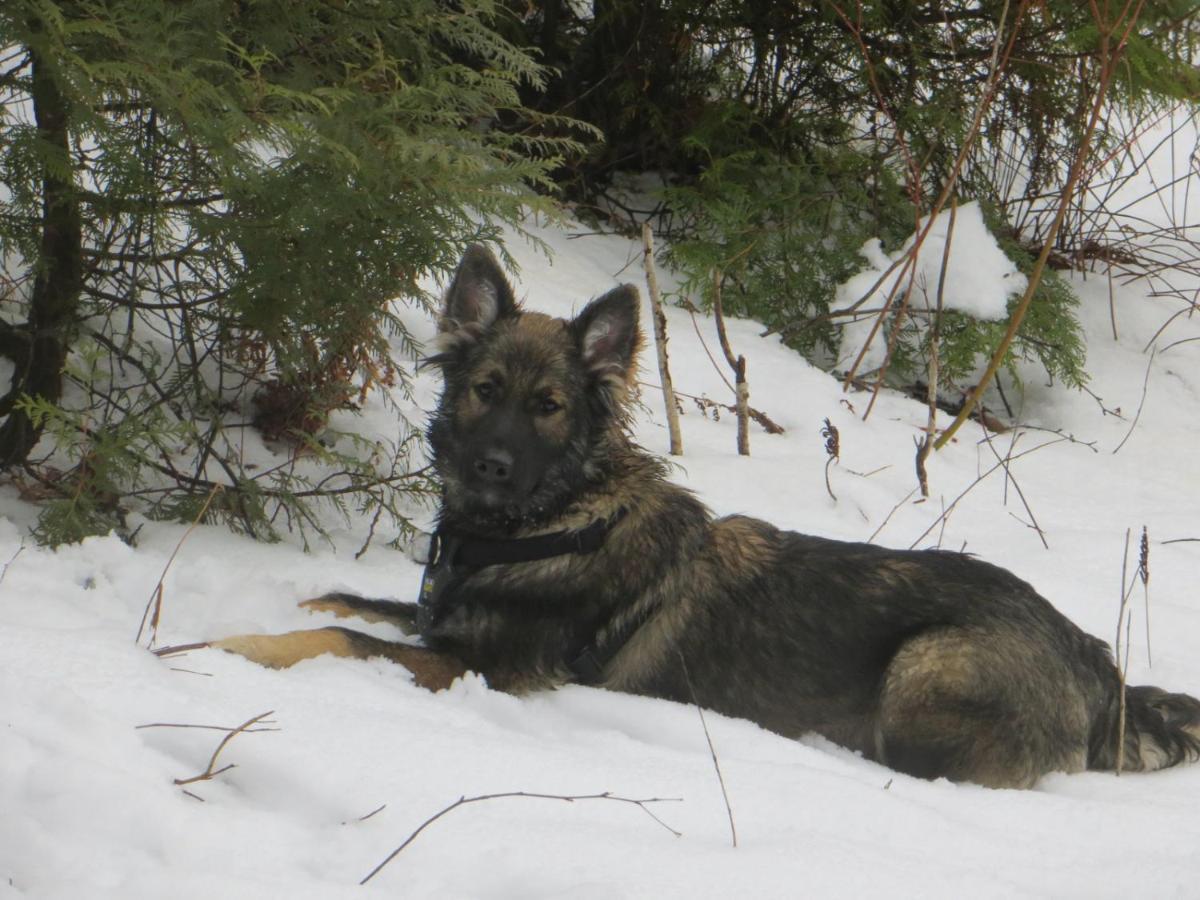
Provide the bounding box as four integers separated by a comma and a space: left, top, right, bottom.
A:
361, 790, 683, 884
1111, 348, 1155, 455
836, 0, 1025, 403
172, 709, 275, 787
638, 380, 785, 436
936, 1, 1146, 449
678, 651, 737, 849
1115, 529, 1134, 775
980, 429, 1048, 550
868, 488, 918, 544
135, 483, 222, 647
712, 272, 750, 455
916, 198, 957, 497
908, 434, 1068, 549
642, 224, 683, 455
0, 540, 24, 587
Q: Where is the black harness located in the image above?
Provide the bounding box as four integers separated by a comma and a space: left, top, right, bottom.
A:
416, 510, 635, 684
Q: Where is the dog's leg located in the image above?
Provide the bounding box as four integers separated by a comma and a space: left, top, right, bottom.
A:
298, 592, 419, 634
212, 627, 467, 690
875, 627, 1091, 788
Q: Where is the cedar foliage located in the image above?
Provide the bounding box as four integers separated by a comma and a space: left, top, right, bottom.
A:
0, 0, 585, 544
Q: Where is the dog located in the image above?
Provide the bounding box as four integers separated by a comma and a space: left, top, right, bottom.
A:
215, 244, 1200, 788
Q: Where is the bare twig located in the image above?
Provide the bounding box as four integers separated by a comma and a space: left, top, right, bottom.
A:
136, 719, 279, 733
0, 540, 24, 587
152, 640, 212, 657
135, 483, 222, 647
868, 488, 918, 544
1115, 529, 1134, 775
712, 272, 750, 455
361, 791, 683, 884
678, 651, 737, 849
643, 224, 683, 455
916, 198, 956, 497
1111, 348, 1155, 455
173, 709, 276, 787
639, 380, 785, 436
909, 435, 1068, 549
684, 303, 735, 395
979, 429, 1048, 549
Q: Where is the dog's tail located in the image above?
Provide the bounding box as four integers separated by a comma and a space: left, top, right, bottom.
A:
1090, 683, 1200, 773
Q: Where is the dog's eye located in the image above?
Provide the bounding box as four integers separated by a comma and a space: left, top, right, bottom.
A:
474, 382, 495, 402
538, 397, 561, 415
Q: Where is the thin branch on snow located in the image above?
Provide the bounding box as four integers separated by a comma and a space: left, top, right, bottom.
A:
135, 483, 222, 648
172, 710, 276, 787
361, 791, 682, 885
678, 651, 738, 849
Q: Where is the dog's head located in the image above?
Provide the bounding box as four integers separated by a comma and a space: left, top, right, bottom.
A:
427, 245, 641, 532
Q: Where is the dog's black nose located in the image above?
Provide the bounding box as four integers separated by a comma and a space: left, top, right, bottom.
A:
473, 450, 514, 484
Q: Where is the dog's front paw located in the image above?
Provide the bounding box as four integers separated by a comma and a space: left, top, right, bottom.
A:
298, 593, 419, 634
212, 628, 356, 669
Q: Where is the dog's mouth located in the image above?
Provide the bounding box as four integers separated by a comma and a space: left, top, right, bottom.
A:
443, 470, 570, 534
441, 469, 534, 524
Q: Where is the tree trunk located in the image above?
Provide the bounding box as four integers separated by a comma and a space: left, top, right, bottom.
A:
0, 42, 82, 466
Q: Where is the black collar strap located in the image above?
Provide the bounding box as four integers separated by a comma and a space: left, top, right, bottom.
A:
430, 509, 627, 569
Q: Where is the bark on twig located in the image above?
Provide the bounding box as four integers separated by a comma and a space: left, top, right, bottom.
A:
642, 224, 683, 455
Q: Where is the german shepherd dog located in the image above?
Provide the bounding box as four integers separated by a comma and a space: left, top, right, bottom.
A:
216, 245, 1200, 789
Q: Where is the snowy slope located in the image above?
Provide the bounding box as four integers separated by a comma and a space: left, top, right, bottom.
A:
2, 211, 1200, 899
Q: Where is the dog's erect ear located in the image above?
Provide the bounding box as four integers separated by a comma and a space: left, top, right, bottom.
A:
571, 285, 641, 377
441, 244, 517, 333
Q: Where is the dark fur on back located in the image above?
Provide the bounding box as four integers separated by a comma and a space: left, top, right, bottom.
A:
218, 245, 1200, 789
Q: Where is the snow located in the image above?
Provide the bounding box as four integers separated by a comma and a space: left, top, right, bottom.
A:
836, 201, 1028, 371
3, 205, 1200, 898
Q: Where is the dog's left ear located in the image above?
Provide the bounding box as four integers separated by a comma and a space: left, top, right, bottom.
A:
571, 285, 641, 378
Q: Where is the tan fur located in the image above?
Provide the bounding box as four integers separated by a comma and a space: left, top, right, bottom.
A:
299, 596, 391, 624
213, 627, 466, 690
212, 629, 361, 669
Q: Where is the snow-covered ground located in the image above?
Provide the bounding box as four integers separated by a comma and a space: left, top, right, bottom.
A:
3, 206, 1200, 898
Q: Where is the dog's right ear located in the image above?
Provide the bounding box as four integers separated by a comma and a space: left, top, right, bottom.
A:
440, 244, 517, 338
